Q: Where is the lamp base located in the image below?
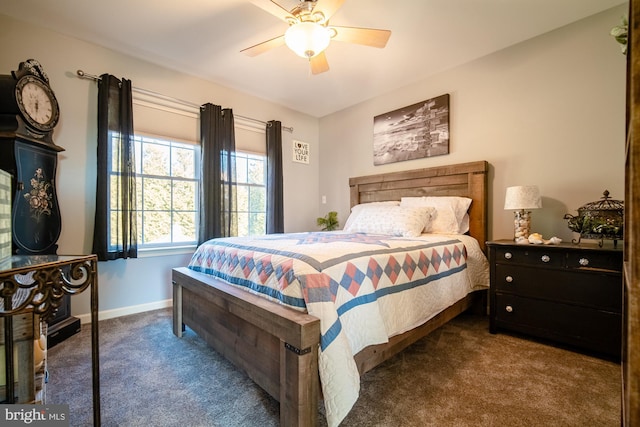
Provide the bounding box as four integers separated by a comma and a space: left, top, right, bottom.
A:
513, 210, 532, 239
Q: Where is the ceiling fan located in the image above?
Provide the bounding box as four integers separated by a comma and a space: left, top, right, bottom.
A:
241, 0, 391, 75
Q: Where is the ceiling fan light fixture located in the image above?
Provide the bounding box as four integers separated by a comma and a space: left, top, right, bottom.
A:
284, 21, 331, 59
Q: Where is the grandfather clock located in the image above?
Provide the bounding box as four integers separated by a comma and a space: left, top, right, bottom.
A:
0, 59, 79, 347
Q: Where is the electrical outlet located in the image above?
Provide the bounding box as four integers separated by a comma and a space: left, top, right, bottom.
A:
322, 195, 327, 204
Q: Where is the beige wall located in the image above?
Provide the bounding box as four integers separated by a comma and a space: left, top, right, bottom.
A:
319, 5, 627, 244
0, 13, 320, 318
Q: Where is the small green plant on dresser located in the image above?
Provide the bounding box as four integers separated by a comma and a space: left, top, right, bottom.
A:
317, 211, 339, 231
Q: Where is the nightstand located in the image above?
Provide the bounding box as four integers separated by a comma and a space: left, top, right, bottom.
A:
487, 240, 622, 359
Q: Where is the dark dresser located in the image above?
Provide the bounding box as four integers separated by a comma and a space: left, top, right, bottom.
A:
487, 240, 622, 359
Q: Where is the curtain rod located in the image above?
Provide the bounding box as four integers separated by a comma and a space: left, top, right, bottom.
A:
76, 70, 293, 133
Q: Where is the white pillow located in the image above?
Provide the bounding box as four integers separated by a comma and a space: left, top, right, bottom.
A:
344, 205, 435, 237
343, 201, 399, 230
459, 213, 470, 234
400, 196, 472, 234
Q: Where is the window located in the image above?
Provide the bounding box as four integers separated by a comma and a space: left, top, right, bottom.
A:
232, 151, 266, 236
108, 134, 200, 250
108, 136, 264, 249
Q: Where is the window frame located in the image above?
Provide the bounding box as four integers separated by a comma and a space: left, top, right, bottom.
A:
229, 150, 267, 237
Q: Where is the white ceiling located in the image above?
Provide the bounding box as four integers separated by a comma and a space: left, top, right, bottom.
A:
0, 0, 627, 117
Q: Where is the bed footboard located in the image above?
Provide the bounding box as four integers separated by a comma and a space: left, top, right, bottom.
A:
172, 267, 320, 427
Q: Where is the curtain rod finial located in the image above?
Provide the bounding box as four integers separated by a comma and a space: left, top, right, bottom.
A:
76, 70, 101, 81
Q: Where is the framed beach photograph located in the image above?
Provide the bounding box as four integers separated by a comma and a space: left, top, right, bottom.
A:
373, 94, 450, 165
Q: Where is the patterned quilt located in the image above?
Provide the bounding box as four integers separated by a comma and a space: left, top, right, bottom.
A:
188, 231, 488, 427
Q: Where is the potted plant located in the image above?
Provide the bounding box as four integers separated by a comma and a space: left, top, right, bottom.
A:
611, 15, 628, 55
317, 211, 339, 231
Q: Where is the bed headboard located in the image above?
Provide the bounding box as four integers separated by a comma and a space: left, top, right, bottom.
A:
349, 161, 489, 252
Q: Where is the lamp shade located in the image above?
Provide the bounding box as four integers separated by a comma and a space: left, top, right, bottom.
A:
284, 22, 331, 58
504, 185, 542, 210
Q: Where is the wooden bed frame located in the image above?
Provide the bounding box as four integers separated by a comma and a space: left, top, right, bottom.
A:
172, 160, 488, 426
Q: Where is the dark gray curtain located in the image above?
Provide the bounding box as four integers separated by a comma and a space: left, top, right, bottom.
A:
266, 120, 284, 234
199, 103, 237, 243
92, 74, 137, 261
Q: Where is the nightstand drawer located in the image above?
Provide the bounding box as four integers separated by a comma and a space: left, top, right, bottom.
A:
494, 264, 622, 312
566, 251, 622, 272
494, 294, 621, 356
493, 246, 564, 268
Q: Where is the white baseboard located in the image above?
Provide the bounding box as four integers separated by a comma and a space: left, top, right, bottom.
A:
75, 299, 172, 324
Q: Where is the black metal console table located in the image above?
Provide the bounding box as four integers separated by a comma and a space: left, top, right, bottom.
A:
0, 255, 99, 425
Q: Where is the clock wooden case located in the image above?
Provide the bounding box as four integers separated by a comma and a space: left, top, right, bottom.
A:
0, 59, 63, 255
0, 60, 79, 347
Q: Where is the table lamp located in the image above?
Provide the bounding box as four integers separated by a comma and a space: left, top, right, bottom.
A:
504, 185, 542, 240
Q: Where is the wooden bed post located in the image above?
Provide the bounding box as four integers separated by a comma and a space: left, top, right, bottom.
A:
279, 341, 319, 426
172, 280, 183, 338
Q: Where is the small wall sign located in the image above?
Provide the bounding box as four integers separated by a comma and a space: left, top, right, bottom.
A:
293, 140, 309, 164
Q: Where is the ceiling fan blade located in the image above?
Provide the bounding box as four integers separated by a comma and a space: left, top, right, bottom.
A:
310, 51, 329, 75
313, 0, 346, 22
240, 35, 285, 57
249, 0, 297, 23
330, 26, 391, 48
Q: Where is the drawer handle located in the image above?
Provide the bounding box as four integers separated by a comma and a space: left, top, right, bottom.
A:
541, 255, 550, 263
579, 257, 589, 266
505, 305, 513, 313
505, 275, 513, 283
504, 252, 512, 260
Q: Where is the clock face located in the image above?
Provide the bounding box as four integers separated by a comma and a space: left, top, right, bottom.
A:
15, 75, 60, 132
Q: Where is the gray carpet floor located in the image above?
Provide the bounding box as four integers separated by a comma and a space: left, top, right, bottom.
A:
46, 308, 620, 426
